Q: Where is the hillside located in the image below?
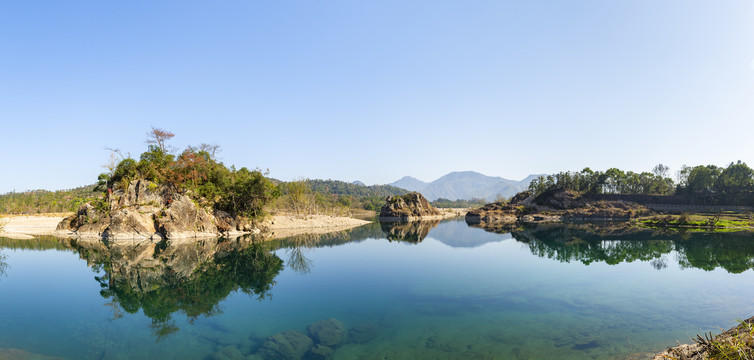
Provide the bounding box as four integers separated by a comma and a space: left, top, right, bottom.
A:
0, 185, 100, 214
388, 171, 542, 201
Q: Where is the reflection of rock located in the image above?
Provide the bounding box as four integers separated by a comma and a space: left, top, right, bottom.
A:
56, 179, 254, 240
68, 236, 283, 338
348, 322, 378, 344
258, 330, 313, 360
379, 192, 442, 221
307, 318, 347, 348
380, 220, 440, 243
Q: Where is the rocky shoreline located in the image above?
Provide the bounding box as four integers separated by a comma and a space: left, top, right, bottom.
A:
652, 316, 754, 359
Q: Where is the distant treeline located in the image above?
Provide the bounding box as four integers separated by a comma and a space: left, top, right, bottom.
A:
0, 185, 100, 214
527, 161, 754, 205
272, 179, 407, 214
430, 198, 487, 208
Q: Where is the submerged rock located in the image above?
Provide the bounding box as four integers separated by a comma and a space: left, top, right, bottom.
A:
258, 330, 313, 360
348, 322, 378, 344
307, 318, 348, 348
210, 345, 245, 360
304, 344, 334, 360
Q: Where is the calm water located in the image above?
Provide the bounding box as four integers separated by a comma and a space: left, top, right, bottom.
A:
1, 220, 754, 359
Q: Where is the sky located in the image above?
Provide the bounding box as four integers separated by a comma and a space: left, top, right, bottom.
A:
1, 1, 754, 193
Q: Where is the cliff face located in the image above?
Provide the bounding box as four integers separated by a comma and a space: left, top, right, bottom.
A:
379, 192, 442, 221
56, 179, 254, 240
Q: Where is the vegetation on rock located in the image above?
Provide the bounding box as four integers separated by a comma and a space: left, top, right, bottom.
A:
379, 192, 442, 220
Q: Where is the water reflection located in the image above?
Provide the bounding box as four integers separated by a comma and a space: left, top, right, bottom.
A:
499, 223, 754, 273
379, 220, 440, 243
68, 236, 283, 339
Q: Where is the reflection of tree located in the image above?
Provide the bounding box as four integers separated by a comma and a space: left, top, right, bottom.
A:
380, 220, 440, 243
70, 236, 283, 340
501, 223, 754, 273
0, 250, 7, 279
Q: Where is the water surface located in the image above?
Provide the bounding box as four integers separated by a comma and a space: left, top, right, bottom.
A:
1, 220, 753, 359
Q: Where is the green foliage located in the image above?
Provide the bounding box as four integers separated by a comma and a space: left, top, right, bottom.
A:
0, 185, 101, 214
527, 166, 675, 197
431, 198, 488, 208
273, 179, 406, 214
89, 129, 278, 220
217, 168, 277, 218
705, 320, 754, 360
677, 161, 754, 204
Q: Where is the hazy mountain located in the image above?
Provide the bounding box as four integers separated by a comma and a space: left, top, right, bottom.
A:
390, 176, 428, 192
388, 171, 542, 201
351, 180, 366, 186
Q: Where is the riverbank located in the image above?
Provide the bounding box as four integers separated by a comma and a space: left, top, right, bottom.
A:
652, 316, 754, 359
0, 214, 69, 239
0, 213, 373, 240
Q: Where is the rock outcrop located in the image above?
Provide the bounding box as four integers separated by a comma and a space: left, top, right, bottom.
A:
56, 179, 255, 240
465, 189, 653, 227
379, 192, 442, 221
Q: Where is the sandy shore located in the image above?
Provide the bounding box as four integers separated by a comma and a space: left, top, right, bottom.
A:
0, 213, 371, 240
0, 214, 69, 239
264, 214, 371, 239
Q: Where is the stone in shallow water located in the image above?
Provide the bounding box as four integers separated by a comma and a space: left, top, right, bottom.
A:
304, 344, 334, 360
307, 318, 348, 348
258, 330, 313, 360
210, 345, 245, 360
348, 322, 378, 344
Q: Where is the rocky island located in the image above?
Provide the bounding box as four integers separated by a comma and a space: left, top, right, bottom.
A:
466, 189, 653, 227
378, 192, 444, 221
55, 179, 255, 240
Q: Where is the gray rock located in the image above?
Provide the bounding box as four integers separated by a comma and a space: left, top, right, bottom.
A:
258, 330, 313, 360
304, 344, 333, 360
307, 318, 347, 348
210, 345, 244, 360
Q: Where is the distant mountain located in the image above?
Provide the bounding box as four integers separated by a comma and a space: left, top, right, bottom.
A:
390, 176, 428, 192
388, 171, 542, 201
351, 180, 366, 186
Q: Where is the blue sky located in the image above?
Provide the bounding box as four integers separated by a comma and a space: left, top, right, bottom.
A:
1, 1, 753, 193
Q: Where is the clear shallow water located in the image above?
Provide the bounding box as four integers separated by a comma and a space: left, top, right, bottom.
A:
1, 221, 754, 359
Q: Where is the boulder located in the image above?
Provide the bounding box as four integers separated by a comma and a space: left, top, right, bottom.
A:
304, 344, 334, 360
258, 330, 313, 360
379, 192, 442, 221
306, 318, 347, 348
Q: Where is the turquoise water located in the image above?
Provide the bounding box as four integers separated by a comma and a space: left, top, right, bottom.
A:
1, 220, 754, 359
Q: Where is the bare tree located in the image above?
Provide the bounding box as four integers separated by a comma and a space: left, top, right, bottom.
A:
652, 164, 669, 178
189, 143, 221, 160
146, 127, 176, 153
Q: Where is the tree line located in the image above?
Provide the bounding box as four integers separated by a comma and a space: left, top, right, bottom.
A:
0, 185, 100, 214
527, 162, 754, 205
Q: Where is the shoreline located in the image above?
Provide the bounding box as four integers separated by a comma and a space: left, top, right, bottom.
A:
0, 214, 372, 241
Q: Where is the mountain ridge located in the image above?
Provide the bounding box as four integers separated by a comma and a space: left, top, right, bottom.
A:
388, 171, 542, 201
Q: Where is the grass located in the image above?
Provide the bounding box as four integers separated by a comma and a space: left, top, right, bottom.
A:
638, 212, 754, 230
702, 320, 754, 360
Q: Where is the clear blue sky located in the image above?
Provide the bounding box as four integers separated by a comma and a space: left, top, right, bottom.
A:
2, 1, 753, 193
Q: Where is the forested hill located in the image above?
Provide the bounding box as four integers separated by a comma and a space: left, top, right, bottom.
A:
306, 179, 407, 198
0, 185, 100, 214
